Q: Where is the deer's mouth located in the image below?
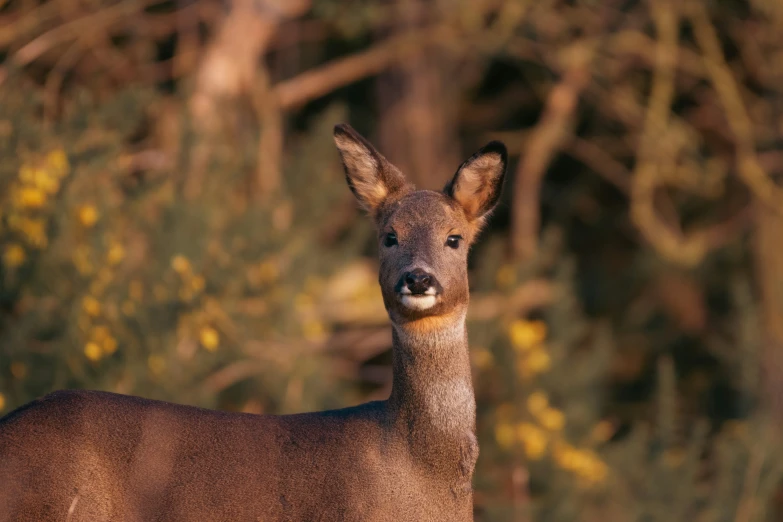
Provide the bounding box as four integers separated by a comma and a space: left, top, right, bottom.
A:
398, 286, 439, 311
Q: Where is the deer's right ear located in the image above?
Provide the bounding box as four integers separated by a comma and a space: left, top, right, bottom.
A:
334, 123, 410, 213
444, 141, 507, 223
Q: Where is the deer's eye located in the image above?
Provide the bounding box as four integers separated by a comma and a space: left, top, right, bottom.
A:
446, 235, 462, 249
383, 232, 398, 247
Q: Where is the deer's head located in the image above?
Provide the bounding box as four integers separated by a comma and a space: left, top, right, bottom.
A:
333, 124, 507, 329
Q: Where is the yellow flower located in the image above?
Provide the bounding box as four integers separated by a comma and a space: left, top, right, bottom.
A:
191, 275, 205, 292
295, 293, 314, 312
19, 165, 35, 184
576, 453, 609, 484
0, 392, 5, 411
516, 348, 551, 379
72, 246, 94, 275
17, 218, 47, 248
78, 205, 99, 227
508, 320, 547, 351
102, 336, 118, 355
517, 422, 548, 460
45, 149, 69, 176
37, 175, 60, 195
16, 187, 46, 208
129, 280, 144, 301
585, 461, 608, 484
471, 347, 494, 370
663, 448, 685, 468
526, 391, 549, 415
303, 320, 326, 342
91, 325, 110, 340
3, 243, 25, 268
495, 264, 517, 288
171, 255, 191, 274
89, 326, 117, 356
148, 354, 166, 375
199, 326, 219, 351
539, 407, 566, 431
495, 422, 516, 450
82, 296, 101, 316
107, 243, 125, 265
552, 440, 577, 467
552, 442, 608, 484
256, 260, 279, 284
724, 420, 748, 439
10, 362, 27, 379
527, 348, 552, 374
304, 276, 325, 294
121, 300, 136, 316
590, 420, 615, 443
84, 342, 102, 361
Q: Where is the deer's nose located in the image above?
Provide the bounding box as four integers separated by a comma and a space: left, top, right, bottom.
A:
404, 269, 433, 294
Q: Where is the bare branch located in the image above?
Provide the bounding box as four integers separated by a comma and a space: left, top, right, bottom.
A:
688, 2, 783, 210
252, 65, 283, 199
565, 137, 631, 194
273, 25, 450, 110
510, 44, 593, 261
629, 1, 710, 266
10, 0, 144, 68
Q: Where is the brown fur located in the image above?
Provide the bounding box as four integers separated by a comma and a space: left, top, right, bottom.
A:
0, 124, 506, 522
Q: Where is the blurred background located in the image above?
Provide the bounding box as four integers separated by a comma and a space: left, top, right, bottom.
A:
2, 0, 783, 519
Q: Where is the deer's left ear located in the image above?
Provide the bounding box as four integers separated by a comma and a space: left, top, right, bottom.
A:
444, 141, 507, 222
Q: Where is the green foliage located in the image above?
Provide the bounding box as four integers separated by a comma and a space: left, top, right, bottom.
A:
0, 82, 362, 416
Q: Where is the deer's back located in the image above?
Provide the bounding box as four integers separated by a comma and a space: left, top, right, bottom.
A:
0, 389, 469, 521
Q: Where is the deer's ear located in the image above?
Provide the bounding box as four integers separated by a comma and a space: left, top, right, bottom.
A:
444, 141, 507, 222
334, 123, 410, 213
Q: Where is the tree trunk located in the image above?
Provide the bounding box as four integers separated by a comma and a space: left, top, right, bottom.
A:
186, 0, 310, 200
375, 0, 459, 190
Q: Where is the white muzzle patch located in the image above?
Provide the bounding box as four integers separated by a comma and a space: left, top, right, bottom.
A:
399, 286, 438, 310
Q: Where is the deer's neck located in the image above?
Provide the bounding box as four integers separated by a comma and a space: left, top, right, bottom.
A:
387, 312, 475, 441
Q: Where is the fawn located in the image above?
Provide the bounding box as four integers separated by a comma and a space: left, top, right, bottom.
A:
0, 123, 507, 522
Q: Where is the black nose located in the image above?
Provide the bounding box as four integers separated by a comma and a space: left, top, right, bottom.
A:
404, 269, 433, 295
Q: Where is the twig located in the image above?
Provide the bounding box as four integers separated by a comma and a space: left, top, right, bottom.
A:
627, 1, 778, 267
273, 24, 451, 110
119, 149, 174, 172
0, 1, 61, 48
11, 0, 143, 68
702, 205, 754, 251
510, 43, 593, 260
137, 1, 220, 39
469, 278, 555, 322
607, 30, 706, 78
43, 40, 83, 123
204, 360, 267, 393
565, 136, 631, 194
629, 0, 709, 266
733, 423, 770, 522
688, 2, 783, 210
173, 0, 202, 78
269, 19, 330, 51
251, 65, 283, 199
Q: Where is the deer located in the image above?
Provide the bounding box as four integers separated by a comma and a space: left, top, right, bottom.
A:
0, 123, 507, 522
